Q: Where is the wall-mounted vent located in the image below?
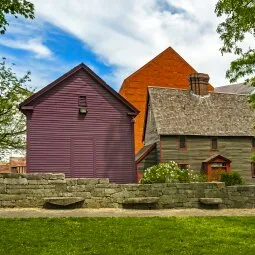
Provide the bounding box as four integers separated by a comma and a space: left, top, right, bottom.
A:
79, 96, 88, 114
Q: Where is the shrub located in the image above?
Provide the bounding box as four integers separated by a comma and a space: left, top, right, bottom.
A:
220, 171, 243, 186
140, 162, 203, 184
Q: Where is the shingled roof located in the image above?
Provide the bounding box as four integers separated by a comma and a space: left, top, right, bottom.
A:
148, 87, 255, 137
215, 83, 254, 94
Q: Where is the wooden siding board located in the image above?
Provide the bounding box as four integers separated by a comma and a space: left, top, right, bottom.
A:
160, 135, 254, 182
136, 141, 161, 173
71, 138, 95, 178
25, 69, 136, 183
137, 146, 158, 172
144, 98, 159, 145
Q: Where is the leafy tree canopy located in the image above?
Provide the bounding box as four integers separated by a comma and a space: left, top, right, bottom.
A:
0, 59, 32, 153
0, 0, 34, 34
215, 0, 255, 85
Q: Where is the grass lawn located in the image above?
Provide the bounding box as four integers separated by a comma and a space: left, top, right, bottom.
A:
0, 217, 255, 255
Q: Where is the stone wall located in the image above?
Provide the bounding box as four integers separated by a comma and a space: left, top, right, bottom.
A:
0, 173, 255, 209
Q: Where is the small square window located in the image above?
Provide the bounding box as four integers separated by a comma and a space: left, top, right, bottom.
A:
79, 96, 87, 107
11, 167, 17, 173
78, 96, 88, 115
252, 137, 255, 149
251, 162, 255, 178
178, 163, 189, 170
179, 136, 187, 149
211, 137, 218, 150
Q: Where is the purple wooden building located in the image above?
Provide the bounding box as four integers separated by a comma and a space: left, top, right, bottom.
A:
20, 63, 139, 183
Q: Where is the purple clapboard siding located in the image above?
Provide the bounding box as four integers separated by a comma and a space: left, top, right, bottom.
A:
20, 64, 139, 183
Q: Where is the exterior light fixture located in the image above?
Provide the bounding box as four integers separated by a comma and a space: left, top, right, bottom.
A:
79, 96, 88, 115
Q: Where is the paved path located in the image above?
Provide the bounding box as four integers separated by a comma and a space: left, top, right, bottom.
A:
1, 208, 255, 218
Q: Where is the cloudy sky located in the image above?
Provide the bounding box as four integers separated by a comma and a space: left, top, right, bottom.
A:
0, 0, 238, 91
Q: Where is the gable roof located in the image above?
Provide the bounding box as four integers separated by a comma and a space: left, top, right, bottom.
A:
119, 47, 214, 93
147, 87, 255, 137
215, 83, 254, 94
203, 154, 231, 163
135, 143, 156, 163
19, 63, 139, 115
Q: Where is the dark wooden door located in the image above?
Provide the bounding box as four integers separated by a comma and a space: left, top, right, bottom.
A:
209, 166, 228, 181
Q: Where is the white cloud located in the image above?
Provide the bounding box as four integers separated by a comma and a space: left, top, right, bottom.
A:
0, 38, 52, 59
29, 0, 239, 88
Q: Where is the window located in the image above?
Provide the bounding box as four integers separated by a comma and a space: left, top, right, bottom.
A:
211, 137, 218, 150
179, 136, 187, 149
252, 137, 255, 149
252, 162, 255, 178
78, 96, 88, 114
11, 167, 17, 173
178, 163, 189, 170
79, 96, 87, 107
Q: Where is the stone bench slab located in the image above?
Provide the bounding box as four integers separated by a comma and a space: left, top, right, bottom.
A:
43, 197, 84, 206
199, 198, 223, 205
123, 197, 159, 204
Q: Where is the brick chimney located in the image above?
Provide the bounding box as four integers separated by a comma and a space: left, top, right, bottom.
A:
189, 73, 210, 96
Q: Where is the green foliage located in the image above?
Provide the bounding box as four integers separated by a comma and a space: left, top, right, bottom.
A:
0, 1, 34, 157
140, 162, 204, 184
215, 0, 255, 86
250, 152, 255, 162
0, 0, 34, 34
220, 171, 243, 186
0, 58, 32, 152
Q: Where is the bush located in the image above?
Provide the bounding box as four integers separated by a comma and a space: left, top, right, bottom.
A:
220, 171, 243, 186
140, 162, 203, 184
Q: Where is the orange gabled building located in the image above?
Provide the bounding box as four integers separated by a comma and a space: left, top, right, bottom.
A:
119, 47, 214, 153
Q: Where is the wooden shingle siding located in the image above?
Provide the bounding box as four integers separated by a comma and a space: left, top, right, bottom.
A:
215, 83, 254, 94
160, 135, 254, 182
149, 87, 255, 137
144, 100, 159, 145
25, 68, 136, 183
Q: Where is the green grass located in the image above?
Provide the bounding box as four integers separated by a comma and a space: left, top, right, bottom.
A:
1, 217, 255, 254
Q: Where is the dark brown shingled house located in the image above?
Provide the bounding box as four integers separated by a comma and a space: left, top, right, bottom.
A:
137, 73, 255, 182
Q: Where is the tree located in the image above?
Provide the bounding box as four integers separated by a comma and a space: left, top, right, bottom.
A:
0, 0, 34, 157
215, 0, 255, 88
0, 0, 34, 34
0, 59, 32, 152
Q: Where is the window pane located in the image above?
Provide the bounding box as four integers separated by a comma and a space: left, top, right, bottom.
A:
180, 136, 186, 149
252, 138, 255, 148
179, 163, 189, 170
211, 137, 218, 150
252, 162, 255, 177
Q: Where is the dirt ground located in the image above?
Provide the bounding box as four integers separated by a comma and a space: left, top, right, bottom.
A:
0, 208, 255, 218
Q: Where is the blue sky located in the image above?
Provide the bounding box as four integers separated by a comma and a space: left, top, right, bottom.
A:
0, 18, 117, 90
0, 0, 239, 92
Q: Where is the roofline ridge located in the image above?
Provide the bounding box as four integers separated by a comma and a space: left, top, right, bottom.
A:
148, 86, 189, 91
19, 62, 139, 114
213, 91, 250, 96
119, 46, 198, 93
